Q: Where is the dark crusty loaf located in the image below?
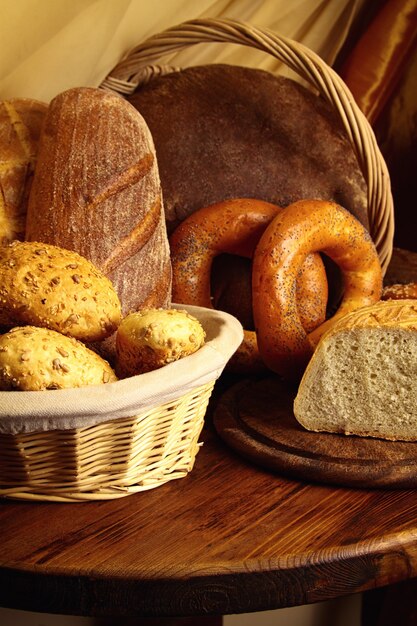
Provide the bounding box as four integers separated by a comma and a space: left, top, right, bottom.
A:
127, 64, 369, 234
0, 98, 47, 244
25, 87, 172, 315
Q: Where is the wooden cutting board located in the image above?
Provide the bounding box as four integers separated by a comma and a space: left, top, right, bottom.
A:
213, 375, 417, 489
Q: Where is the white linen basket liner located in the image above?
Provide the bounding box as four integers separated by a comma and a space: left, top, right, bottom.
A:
0, 305, 243, 435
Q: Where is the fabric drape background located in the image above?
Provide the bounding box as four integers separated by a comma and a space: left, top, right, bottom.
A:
1, 0, 416, 252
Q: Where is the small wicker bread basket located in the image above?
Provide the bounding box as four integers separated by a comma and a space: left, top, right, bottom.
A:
101, 17, 395, 274
0, 305, 243, 502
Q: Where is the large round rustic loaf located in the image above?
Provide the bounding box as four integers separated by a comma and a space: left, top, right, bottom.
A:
127, 64, 369, 234
25, 87, 172, 315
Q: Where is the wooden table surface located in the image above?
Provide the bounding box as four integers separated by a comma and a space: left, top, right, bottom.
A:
2, 376, 417, 623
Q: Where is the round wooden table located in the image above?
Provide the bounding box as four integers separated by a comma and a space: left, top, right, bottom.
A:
2, 375, 417, 626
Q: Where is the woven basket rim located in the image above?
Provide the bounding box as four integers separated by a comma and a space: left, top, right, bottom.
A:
0, 304, 243, 435
101, 17, 395, 274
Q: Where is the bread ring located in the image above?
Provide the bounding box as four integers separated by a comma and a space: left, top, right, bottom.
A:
170, 198, 328, 373
252, 199, 382, 380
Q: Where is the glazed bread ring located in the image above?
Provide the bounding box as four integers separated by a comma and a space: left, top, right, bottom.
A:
169, 198, 328, 373
252, 199, 383, 381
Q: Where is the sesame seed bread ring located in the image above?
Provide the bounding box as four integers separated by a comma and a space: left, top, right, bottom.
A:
169, 198, 328, 373
0, 326, 117, 390
252, 199, 383, 381
0, 241, 122, 342
115, 308, 205, 377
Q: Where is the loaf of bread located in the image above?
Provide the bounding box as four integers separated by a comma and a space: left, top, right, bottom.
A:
115, 308, 205, 377
382, 282, 417, 300
293, 300, 417, 441
25, 87, 172, 315
0, 241, 122, 342
0, 326, 117, 390
128, 65, 369, 234
0, 98, 47, 244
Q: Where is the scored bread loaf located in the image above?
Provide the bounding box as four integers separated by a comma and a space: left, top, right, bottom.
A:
293, 300, 417, 442
25, 87, 171, 315
0, 98, 47, 244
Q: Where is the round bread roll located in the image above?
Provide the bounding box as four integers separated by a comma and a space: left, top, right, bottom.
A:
116, 308, 205, 377
0, 241, 122, 342
0, 326, 117, 390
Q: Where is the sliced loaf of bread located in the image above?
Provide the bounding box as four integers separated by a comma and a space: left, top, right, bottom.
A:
293, 300, 417, 441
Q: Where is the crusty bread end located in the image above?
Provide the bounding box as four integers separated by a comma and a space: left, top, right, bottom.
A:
293, 300, 417, 442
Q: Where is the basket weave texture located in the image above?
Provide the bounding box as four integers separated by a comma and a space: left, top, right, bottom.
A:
0, 306, 243, 502
101, 17, 395, 274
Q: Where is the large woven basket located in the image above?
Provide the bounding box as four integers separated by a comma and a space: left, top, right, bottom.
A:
0, 305, 243, 502
101, 17, 395, 274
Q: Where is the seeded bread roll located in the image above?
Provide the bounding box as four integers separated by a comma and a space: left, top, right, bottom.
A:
0, 326, 117, 390
25, 87, 172, 315
293, 300, 417, 441
128, 65, 369, 234
0, 241, 122, 341
0, 98, 47, 244
115, 308, 205, 377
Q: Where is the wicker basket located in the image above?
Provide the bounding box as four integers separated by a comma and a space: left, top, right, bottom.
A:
101, 17, 395, 274
0, 305, 243, 502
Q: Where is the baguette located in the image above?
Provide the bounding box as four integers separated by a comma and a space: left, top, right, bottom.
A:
0, 98, 47, 244
293, 300, 417, 441
25, 87, 172, 315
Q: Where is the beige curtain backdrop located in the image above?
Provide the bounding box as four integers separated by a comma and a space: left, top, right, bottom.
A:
0, 0, 367, 102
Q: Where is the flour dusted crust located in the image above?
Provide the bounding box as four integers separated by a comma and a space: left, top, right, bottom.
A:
128, 65, 369, 234
0, 326, 117, 390
382, 282, 417, 300
116, 308, 205, 377
0, 241, 122, 341
25, 87, 172, 315
293, 300, 417, 442
0, 98, 47, 244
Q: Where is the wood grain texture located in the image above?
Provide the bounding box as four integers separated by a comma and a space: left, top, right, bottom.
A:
213, 376, 417, 488
2, 405, 417, 618
2, 248, 417, 620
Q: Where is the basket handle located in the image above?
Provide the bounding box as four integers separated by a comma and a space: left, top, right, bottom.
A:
101, 18, 394, 274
